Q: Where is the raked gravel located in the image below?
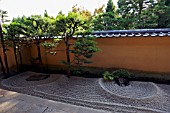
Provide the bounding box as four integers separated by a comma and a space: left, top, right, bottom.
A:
100, 79, 158, 99
1, 71, 170, 113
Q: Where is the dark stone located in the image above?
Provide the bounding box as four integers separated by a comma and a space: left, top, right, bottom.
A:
26, 74, 50, 81
116, 77, 129, 86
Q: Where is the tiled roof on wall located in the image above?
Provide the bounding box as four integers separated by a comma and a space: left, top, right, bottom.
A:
90, 28, 170, 38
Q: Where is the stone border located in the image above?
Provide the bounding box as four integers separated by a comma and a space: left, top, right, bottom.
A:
1, 71, 62, 88
98, 78, 162, 100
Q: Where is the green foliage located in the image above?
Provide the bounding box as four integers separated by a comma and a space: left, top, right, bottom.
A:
72, 4, 92, 21
55, 12, 89, 37
54, 11, 93, 77
106, 0, 116, 13
93, 0, 170, 30
93, 4, 105, 16
71, 68, 103, 78
54, 38, 62, 42
44, 10, 49, 17
103, 71, 114, 81
30, 57, 39, 64
17, 14, 56, 72
26, 15, 54, 37
42, 41, 56, 49
92, 0, 117, 30
42, 41, 57, 55
73, 36, 100, 66
92, 14, 105, 31
116, 0, 169, 29
92, 12, 118, 30
3, 21, 26, 41
112, 69, 131, 79
71, 69, 85, 75
0, 10, 10, 23
103, 69, 131, 81
155, 0, 170, 28
117, 0, 138, 29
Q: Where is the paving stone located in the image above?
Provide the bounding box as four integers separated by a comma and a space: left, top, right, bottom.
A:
56, 105, 79, 112
43, 108, 69, 113
24, 104, 47, 113
5, 106, 27, 113
0, 99, 20, 113
77, 107, 110, 113
11, 100, 33, 111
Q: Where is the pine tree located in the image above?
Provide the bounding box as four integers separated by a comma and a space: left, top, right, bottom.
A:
92, 0, 117, 30
106, 0, 115, 13
0, 10, 9, 76
117, 0, 158, 29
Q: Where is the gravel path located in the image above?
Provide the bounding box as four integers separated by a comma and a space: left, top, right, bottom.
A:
1, 71, 170, 113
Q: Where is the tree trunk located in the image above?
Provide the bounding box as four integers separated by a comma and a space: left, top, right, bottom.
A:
66, 44, 71, 78
18, 46, 23, 66
36, 39, 43, 72
13, 41, 19, 72
65, 37, 71, 78
138, 0, 144, 15
0, 55, 6, 75
0, 23, 9, 76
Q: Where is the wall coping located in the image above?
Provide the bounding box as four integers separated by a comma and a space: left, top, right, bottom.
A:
90, 28, 170, 38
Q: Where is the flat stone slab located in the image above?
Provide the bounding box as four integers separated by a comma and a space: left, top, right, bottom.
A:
0, 88, 110, 113
0, 99, 20, 113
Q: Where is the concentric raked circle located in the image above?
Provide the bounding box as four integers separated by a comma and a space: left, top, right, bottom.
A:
99, 79, 159, 99
1, 71, 61, 88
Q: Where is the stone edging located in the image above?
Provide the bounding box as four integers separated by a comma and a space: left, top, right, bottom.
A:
98, 78, 162, 100
1, 72, 62, 89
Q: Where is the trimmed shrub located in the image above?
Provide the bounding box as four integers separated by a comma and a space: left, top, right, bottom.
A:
112, 69, 131, 79
103, 69, 131, 81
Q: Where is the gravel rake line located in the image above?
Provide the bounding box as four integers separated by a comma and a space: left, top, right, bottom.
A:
34, 89, 165, 113
1, 72, 170, 113
98, 78, 161, 100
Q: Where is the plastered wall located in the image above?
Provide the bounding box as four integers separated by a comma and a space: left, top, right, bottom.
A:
1, 37, 170, 73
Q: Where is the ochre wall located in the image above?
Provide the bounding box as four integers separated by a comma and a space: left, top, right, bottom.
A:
0, 44, 31, 68
0, 47, 15, 68
29, 40, 75, 66
1, 37, 170, 73
90, 37, 170, 72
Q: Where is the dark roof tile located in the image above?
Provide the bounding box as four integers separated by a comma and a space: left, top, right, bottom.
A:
92, 28, 170, 37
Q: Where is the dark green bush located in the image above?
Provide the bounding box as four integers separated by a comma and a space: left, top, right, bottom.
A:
112, 69, 131, 79
71, 69, 84, 75
103, 69, 131, 81
71, 68, 103, 78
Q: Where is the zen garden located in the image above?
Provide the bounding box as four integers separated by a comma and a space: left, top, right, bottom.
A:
0, 0, 170, 113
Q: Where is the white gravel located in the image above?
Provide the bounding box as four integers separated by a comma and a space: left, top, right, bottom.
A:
1, 71, 61, 88
1, 71, 170, 113
99, 79, 158, 99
